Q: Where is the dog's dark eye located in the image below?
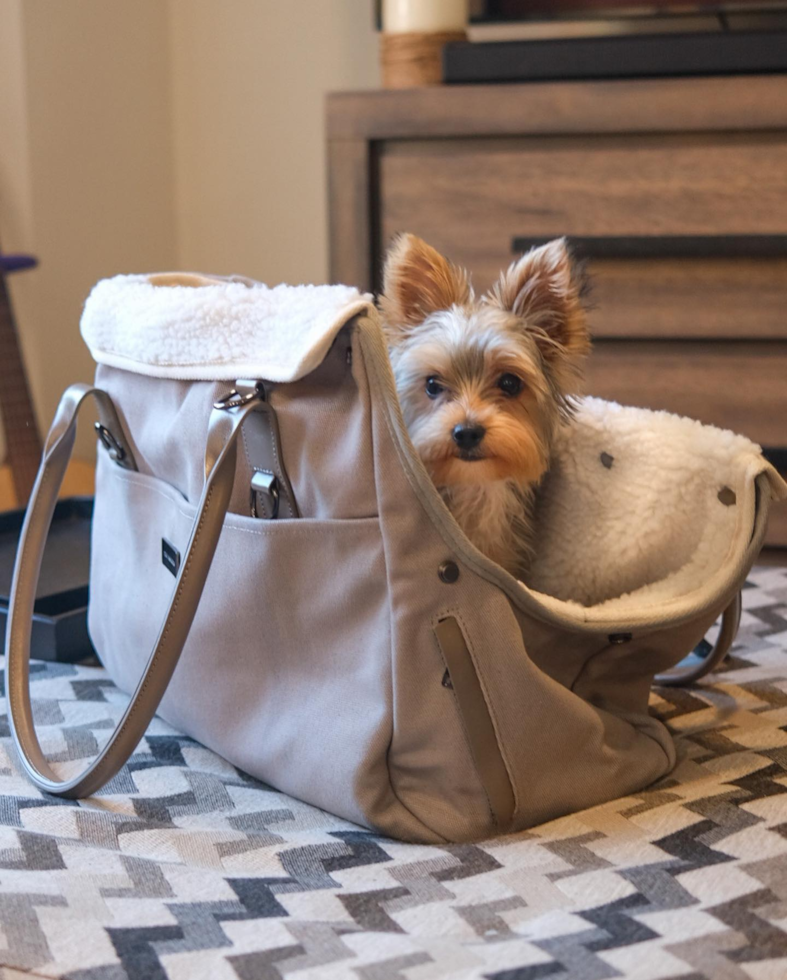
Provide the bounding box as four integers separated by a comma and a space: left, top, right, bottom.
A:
498, 373, 524, 397
425, 376, 445, 399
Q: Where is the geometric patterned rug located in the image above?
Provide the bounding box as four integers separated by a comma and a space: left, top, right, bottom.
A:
1, 565, 787, 980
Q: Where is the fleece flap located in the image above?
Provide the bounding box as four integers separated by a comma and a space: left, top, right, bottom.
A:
80, 273, 374, 382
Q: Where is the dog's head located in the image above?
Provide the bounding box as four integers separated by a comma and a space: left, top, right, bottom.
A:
380, 234, 590, 489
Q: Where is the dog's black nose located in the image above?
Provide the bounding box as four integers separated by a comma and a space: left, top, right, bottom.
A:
452, 424, 486, 450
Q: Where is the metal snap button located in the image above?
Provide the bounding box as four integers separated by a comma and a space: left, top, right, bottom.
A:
608, 632, 633, 645
438, 560, 460, 584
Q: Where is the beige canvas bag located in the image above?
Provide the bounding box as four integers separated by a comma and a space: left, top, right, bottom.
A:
6, 273, 787, 844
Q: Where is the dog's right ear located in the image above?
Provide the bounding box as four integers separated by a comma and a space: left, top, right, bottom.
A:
379, 233, 471, 344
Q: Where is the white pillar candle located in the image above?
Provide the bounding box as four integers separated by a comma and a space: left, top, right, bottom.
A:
382, 0, 468, 33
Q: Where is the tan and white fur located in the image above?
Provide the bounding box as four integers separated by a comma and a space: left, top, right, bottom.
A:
380, 234, 590, 577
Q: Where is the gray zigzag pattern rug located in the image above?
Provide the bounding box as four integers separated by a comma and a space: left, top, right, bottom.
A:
1, 565, 787, 980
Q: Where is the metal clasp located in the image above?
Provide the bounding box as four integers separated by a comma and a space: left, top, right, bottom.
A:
250, 470, 280, 520
213, 380, 267, 411
95, 423, 127, 465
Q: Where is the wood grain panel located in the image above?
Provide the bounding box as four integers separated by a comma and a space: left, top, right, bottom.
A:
584, 341, 787, 446
588, 260, 787, 339
328, 76, 787, 141
328, 139, 374, 289
379, 257, 785, 340
379, 134, 787, 265
378, 133, 787, 337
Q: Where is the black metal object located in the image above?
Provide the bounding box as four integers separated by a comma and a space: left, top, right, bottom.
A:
444, 30, 787, 84
512, 235, 787, 260
0, 497, 95, 663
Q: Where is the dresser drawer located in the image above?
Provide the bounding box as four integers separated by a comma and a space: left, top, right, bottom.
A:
585, 341, 787, 443
331, 77, 787, 546
586, 258, 787, 339
378, 133, 787, 339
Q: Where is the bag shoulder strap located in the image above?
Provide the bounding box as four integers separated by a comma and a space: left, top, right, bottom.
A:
5, 382, 263, 798
654, 591, 742, 687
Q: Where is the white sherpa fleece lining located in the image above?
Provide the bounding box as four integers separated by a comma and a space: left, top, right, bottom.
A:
81, 273, 373, 382
523, 397, 785, 622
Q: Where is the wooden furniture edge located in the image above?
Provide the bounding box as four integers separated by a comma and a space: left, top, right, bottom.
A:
328, 139, 377, 288
327, 75, 787, 140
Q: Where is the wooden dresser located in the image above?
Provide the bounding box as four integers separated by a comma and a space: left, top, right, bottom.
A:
327, 75, 787, 545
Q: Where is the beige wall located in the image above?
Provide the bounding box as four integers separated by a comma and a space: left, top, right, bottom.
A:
0, 0, 378, 466
1, 0, 177, 460
169, 0, 379, 284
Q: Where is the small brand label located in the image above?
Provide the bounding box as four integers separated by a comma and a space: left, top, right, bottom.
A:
162, 538, 180, 577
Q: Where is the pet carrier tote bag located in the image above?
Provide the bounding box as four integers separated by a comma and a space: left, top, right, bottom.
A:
6, 273, 787, 844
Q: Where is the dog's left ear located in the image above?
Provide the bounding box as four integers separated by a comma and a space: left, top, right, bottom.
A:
486, 238, 590, 387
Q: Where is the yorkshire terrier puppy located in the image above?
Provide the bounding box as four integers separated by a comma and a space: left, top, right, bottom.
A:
380, 234, 590, 578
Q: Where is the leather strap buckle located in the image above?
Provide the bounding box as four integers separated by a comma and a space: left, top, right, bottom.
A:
94, 422, 132, 468
250, 470, 280, 519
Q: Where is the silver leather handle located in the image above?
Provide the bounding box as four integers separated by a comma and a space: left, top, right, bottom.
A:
5, 383, 263, 798
654, 592, 742, 687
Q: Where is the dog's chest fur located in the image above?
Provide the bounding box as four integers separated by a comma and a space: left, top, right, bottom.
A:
440, 481, 535, 578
